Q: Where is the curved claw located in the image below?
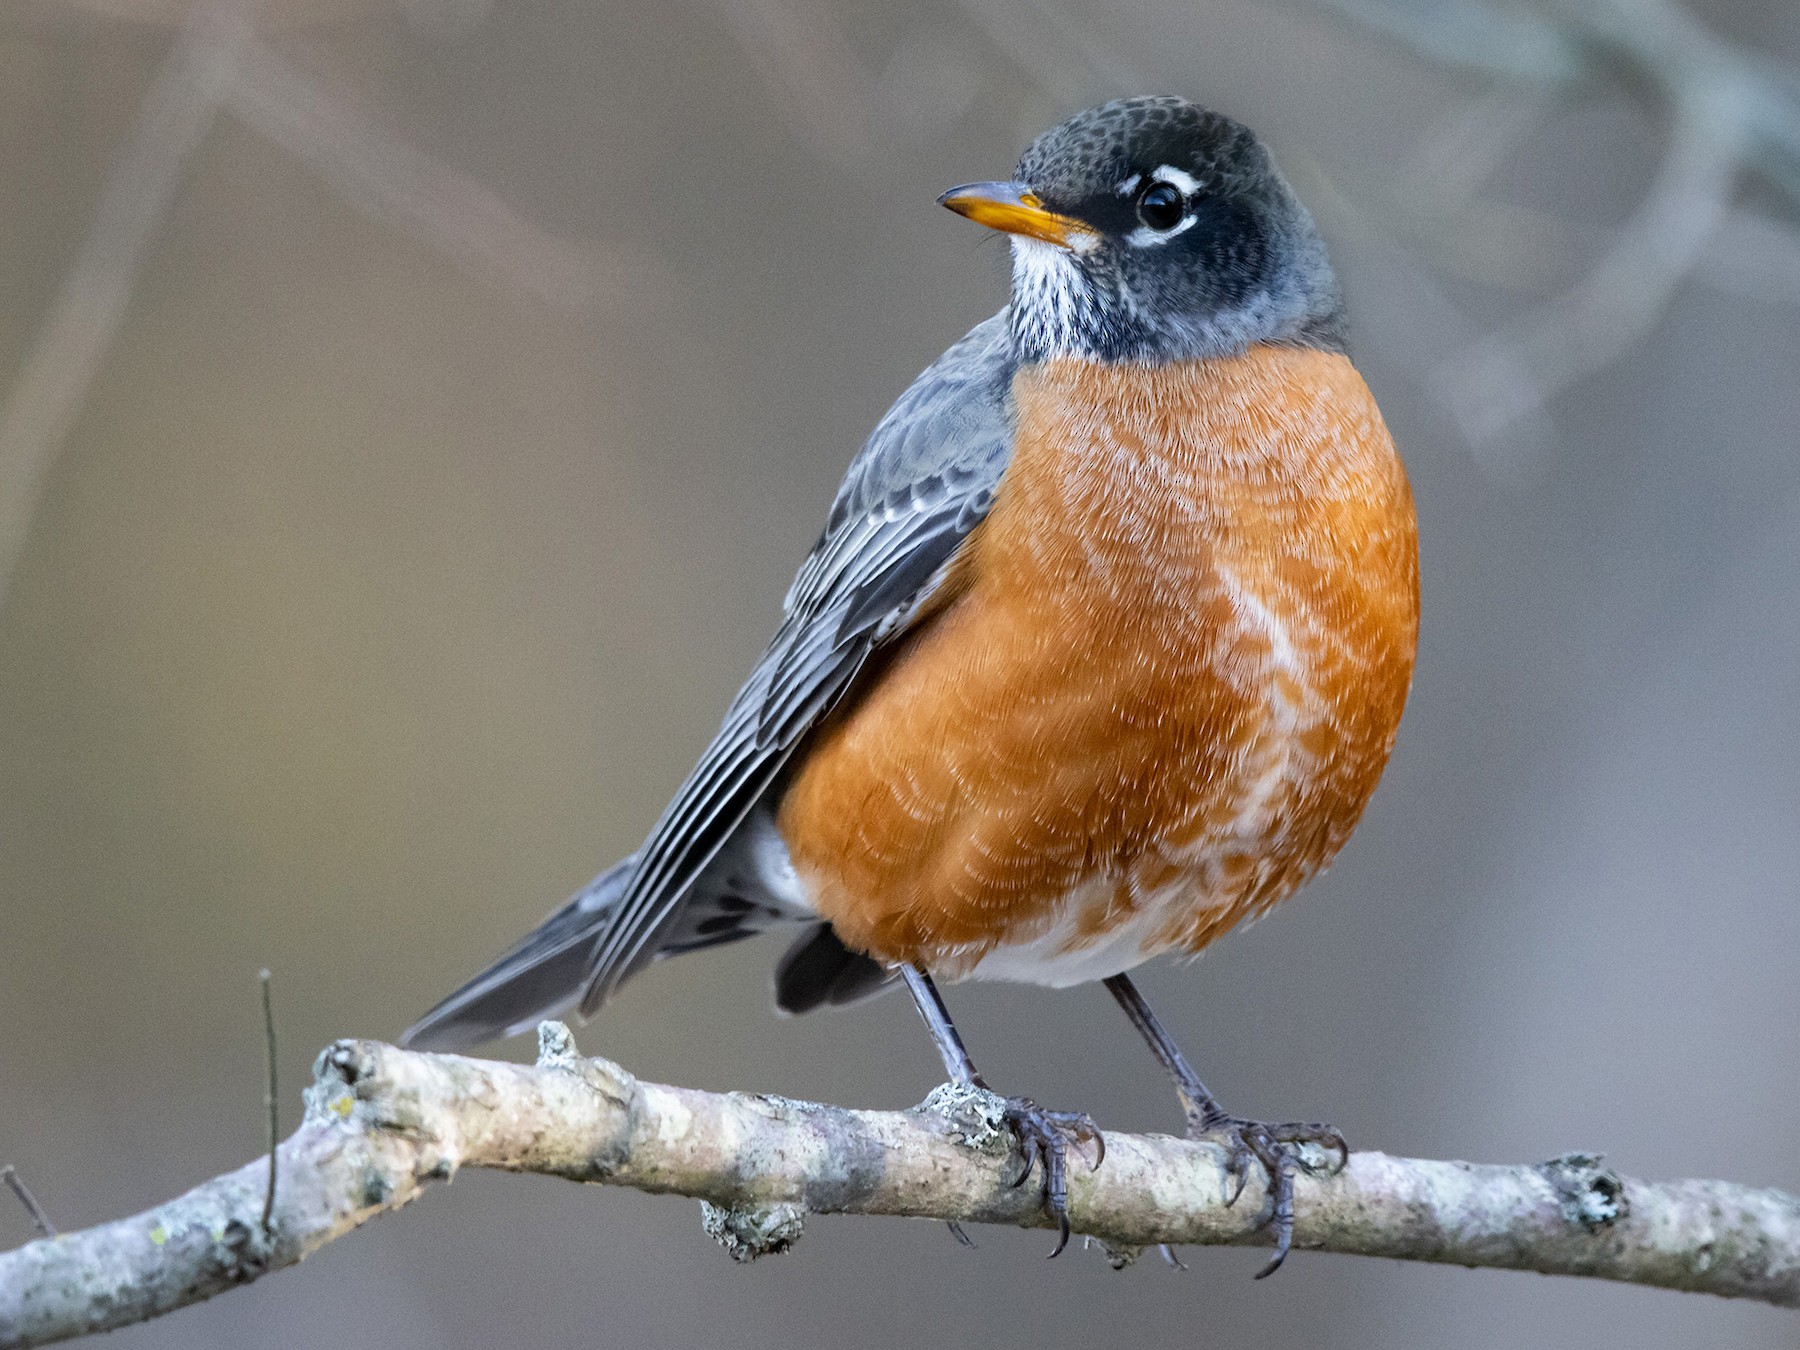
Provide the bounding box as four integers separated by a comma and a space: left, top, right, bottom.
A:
1009, 1129, 1045, 1189
1192, 1114, 1346, 1277
1047, 1210, 1072, 1259
1327, 1134, 1350, 1173
1220, 1137, 1254, 1208
1203, 1107, 1255, 1207
1251, 1140, 1301, 1275
998, 1096, 1103, 1258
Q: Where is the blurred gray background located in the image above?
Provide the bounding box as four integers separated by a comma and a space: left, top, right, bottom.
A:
2, 0, 1797, 1346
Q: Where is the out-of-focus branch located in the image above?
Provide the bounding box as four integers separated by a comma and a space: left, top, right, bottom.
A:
708, 0, 986, 171
1436, 80, 1737, 443
3, 1023, 1799, 1348
0, 0, 255, 612
709, 0, 876, 171
1561, 0, 1800, 204
1318, 0, 1800, 181
0, 6, 665, 615
223, 41, 665, 314
1309, 0, 1800, 450
1314, 0, 1594, 85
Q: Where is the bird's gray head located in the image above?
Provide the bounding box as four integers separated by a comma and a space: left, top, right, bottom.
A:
941, 96, 1344, 365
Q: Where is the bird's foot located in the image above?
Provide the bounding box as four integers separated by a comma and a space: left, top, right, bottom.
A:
1190, 1112, 1346, 1278
1001, 1096, 1104, 1257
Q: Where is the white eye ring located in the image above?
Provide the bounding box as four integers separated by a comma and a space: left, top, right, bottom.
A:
1149, 165, 1203, 196
1124, 218, 1197, 246
1123, 166, 1201, 246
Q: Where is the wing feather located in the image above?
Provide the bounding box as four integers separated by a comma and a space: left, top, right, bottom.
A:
576, 311, 1017, 1014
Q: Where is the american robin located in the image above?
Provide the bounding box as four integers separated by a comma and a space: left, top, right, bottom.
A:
405, 95, 1419, 1273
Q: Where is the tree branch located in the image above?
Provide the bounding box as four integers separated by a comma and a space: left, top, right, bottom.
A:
2, 1022, 1797, 1348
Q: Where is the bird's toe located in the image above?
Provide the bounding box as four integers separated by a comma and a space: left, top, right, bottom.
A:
1188, 1114, 1347, 1277
1000, 1096, 1105, 1257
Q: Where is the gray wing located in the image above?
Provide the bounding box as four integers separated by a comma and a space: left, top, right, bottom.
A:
577, 309, 1016, 1014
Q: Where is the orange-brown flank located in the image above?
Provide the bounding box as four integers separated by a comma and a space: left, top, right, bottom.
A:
778, 345, 1419, 981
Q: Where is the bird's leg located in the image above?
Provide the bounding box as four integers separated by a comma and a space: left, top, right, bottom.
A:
1102, 973, 1346, 1277
901, 966, 1103, 1256
902, 964, 983, 1083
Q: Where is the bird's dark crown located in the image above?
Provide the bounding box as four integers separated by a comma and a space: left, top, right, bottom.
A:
1004, 96, 1344, 365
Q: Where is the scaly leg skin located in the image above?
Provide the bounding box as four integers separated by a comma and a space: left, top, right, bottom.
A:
1103, 973, 1347, 1277
902, 966, 1104, 1256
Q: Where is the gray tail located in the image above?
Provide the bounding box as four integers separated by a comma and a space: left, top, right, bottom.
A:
402, 858, 637, 1051
402, 847, 848, 1050
405, 846, 898, 1049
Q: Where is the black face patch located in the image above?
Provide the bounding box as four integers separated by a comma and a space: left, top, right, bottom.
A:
1002, 96, 1345, 364
1174, 198, 1269, 306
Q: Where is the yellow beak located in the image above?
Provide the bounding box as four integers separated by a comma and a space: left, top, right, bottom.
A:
937, 181, 1096, 250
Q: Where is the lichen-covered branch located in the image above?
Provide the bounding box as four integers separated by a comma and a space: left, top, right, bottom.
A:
3, 1023, 1797, 1348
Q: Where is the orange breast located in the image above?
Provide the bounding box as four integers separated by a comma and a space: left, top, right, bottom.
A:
777, 345, 1419, 980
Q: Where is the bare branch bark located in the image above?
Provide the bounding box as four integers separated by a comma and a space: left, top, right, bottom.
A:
2, 1023, 1797, 1348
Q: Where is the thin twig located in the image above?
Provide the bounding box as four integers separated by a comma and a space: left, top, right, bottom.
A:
221, 43, 664, 314
1434, 82, 1739, 446
0, 0, 259, 613
1301, 0, 1800, 460
1309, 0, 1592, 86
0, 0, 666, 618
0, 1168, 54, 1241
259, 969, 277, 1235
1, 1026, 1796, 1349
708, 0, 877, 172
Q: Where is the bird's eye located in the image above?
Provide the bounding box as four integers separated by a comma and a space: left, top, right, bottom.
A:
1136, 181, 1185, 231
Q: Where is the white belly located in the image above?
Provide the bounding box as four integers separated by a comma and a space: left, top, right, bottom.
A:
956, 872, 1214, 987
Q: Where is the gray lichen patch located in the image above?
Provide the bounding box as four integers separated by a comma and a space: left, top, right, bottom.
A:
916, 1083, 1008, 1151
699, 1200, 806, 1261
303, 1042, 382, 1128
535, 1021, 581, 1068
533, 1024, 636, 1112
1539, 1153, 1628, 1231
737, 1092, 830, 1120
1292, 1139, 1341, 1174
